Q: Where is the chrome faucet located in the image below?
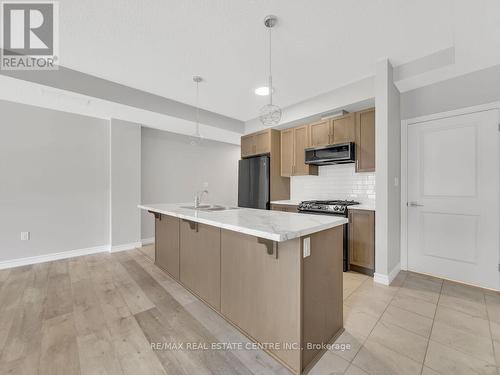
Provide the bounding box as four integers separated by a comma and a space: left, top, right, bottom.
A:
194, 183, 209, 208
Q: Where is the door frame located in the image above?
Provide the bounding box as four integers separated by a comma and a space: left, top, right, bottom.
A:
400, 101, 500, 272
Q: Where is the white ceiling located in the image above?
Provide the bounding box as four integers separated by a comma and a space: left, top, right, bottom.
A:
60, 0, 500, 121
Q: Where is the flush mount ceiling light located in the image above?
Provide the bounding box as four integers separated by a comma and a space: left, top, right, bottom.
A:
259, 15, 282, 127
190, 75, 204, 146
254, 86, 274, 96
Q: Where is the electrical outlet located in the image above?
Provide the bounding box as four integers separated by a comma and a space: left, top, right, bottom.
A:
303, 237, 311, 258
21, 232, 30, 241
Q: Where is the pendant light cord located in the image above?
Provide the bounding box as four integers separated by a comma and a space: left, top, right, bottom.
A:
268, 26, 273, 105
195, 80, 200, 136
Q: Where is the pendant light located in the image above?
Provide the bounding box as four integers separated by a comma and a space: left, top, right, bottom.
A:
259, 15, 282, 127
190, 75, 203, 146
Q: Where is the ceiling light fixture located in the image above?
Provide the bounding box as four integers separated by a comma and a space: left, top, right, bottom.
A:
259, 15, 282, 127
254, 86, 274, 96
190, 75, 203, 146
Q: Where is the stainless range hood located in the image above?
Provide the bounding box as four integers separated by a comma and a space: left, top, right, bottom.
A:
304, 142, 355, 165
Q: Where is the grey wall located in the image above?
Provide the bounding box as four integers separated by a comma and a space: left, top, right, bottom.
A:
110, 119, 141, 247
401, 64, 500, 120
0, 100, 109, 262
375, 60, 401, 278
0, 63, 245, 133
141, 127, 240, 239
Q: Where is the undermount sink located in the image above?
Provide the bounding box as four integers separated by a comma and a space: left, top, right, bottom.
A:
180, 204, 238, 211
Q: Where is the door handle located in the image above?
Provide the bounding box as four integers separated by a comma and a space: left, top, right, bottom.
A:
407, 202, 424, 207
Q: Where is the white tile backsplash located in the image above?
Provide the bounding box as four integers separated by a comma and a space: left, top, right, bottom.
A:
290, 164, 376, 203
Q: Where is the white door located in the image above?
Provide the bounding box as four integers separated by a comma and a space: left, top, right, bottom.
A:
407, 109, 499, 290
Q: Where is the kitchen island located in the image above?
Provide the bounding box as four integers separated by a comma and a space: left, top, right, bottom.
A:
139, 203, 347, 374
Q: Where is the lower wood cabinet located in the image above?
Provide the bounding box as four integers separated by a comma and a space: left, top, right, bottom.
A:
155, 215, 180, 280
180, 220, 221, 310
348, 209, 375, 275
271, 204, 299, 213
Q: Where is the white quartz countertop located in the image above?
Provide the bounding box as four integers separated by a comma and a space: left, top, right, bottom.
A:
270, 200, 301, 206
139, 203, 347, 242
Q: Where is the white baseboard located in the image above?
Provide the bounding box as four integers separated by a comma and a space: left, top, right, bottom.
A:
141, 237, 155, 246
374, 262, 401, 286
109, 242, 142, 253
0, 245, 109, 270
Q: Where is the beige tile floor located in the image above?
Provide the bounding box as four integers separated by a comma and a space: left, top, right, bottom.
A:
141, 244, 500, 375
1, 244, 499, 375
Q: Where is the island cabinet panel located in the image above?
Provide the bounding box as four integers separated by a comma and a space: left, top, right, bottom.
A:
301, 225, 344, 370
220, 230, 302, 373
155, 215, 180, 280
179, 220, 221, 310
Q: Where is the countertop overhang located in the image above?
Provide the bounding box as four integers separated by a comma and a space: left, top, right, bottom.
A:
139, 203, 347, 242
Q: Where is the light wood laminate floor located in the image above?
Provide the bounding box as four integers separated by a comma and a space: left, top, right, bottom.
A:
1, 245, 499, 375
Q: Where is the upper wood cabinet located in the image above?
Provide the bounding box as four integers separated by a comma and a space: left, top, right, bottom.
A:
309, 113, 356, 147
280, 125, 318, 177
348, 209, 375, 275
241, 129, 271, 158
293, 125, 313, 176
255, 130, 271, 155
355, 108, 375, 172
331, 113, 355, 144
280, 128, 294, 177
309, 120, 331, 147
241, 134, 255, 158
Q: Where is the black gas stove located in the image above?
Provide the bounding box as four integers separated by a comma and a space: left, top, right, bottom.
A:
298, 199, 360, 216
298, 199, 360, 272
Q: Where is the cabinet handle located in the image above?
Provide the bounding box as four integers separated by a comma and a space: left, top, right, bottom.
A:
356, 160, 359, 170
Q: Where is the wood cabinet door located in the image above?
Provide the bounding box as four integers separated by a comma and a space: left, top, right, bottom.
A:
280, 129, 294, 177
179, 220, 221, 310
220, 230, 301, 372
254, 130, 271, 155
293, 125, 311, 175
241, 135, 255, 158
348, 210, 375, 273
270, 204, 298, 212
309, 120, 330, 147
355, 108, 375, 172
331, 113, 355, 144
155, 215, 180, 280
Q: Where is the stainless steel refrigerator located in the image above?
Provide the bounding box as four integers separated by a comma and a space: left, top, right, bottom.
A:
238, 155, 270, 209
